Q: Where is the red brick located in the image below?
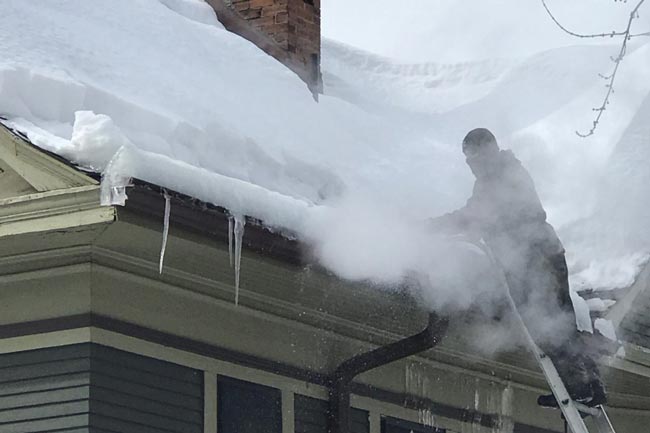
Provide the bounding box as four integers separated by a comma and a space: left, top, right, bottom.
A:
213, 0, 321, 91
275, 11, 288, 24
249, 0, 275, 7
240, 7, 262, 19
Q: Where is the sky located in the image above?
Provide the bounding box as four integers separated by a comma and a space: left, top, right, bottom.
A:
322, 0, 650, 63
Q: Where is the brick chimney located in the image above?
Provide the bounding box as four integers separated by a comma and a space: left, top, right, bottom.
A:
206, 0, 322, 96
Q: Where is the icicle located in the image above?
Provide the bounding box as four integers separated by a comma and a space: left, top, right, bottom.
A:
228, 215, 234, 268
233, 214, 245, 305
418, 408, 434, 427
159, 191, 171, 274
99, 145, 130, 206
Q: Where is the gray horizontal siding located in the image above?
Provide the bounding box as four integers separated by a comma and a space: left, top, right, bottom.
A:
0, 344, 203, 433
0, 345, 91, 433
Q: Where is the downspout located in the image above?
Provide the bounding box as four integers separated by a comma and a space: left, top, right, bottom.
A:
328, 312, 449, 433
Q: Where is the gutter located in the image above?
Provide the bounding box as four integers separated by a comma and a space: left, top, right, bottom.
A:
328, 312, 448, 433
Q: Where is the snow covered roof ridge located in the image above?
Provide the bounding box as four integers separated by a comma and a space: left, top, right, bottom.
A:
324, 38, 513, 78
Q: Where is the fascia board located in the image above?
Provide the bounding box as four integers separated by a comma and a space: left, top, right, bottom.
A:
621, 342, 650, 369
0, 185, 115, 237
0, 124, 97, 192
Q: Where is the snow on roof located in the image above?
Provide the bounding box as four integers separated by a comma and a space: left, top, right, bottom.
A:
1, 0, 650, 313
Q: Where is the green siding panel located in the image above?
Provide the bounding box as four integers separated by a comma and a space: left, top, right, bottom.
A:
0, 372, 91, 396
91, 357, 201, 396
0, 344, 203, 433
90, 345, 201, 383
0, 358, 91, 382
90, 387, 202, 424
0, 414, 90, 433
0, 400, 89, 423
91, 372, 203, 410
0, 345, 91, 369
0, 385, 89, 410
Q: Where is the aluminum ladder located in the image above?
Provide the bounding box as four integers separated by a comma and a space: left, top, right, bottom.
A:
478, 241, 617, 433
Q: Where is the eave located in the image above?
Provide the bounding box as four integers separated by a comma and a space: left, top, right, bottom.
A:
0, 185, 115, 237
0, 123, 96, 191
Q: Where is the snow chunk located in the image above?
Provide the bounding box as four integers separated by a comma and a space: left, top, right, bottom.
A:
70, 111, 132, 171
569, 252, 650, 292
585, 298, 616, 313
594, 318, 617, 341
569, 290, 593, 333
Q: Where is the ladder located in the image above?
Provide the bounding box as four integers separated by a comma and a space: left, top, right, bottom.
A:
478, 242, 616, 433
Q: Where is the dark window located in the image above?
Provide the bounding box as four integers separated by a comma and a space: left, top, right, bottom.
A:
381, 416, 446, 433
217, 375, 282, 433
304, 0, 315, 5
294, 394, 369, 433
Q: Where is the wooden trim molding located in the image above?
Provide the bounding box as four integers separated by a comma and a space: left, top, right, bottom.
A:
0, 123, 97, 191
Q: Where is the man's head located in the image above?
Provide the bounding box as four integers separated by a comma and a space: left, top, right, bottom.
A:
462, 128, 500, 178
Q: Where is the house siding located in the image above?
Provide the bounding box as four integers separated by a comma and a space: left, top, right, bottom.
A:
0, 343, 203, 433
294, 394, 369, 433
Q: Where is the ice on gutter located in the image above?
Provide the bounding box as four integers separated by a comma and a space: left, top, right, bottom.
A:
228, 215, 234, 267
100, 143, 316, 302
233, 214, 245, 305
159, 190, 171, 274
100, 144, 315, 234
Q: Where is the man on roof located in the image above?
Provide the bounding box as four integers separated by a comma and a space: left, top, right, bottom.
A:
430, 128, 606, 407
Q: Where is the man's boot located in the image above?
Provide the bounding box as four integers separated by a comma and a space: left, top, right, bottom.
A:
537, 382, 594, 408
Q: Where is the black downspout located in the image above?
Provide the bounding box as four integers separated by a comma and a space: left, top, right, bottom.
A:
327, 312, 449, 433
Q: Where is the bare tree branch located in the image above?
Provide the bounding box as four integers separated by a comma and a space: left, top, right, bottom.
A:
542, 0, 649, 39
576, 0, 646, 137
541, 0, 648, 137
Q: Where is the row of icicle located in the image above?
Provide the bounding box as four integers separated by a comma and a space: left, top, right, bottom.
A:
158, 190, 246, 305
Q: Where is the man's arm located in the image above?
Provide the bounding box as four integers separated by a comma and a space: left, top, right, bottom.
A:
428, 194, 478, 235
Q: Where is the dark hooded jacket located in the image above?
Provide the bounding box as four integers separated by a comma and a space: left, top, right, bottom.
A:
433, 149, 570, 310
433, 148, 604, 399
437, 150, 564, 255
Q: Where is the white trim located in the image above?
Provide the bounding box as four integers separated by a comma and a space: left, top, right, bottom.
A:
0, 328, 90, 354
0, 124, 96, 191
0, 185, 114, 237
282, 389, 295, 433
204, 371, 217, 433
368, 411, 381, 433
